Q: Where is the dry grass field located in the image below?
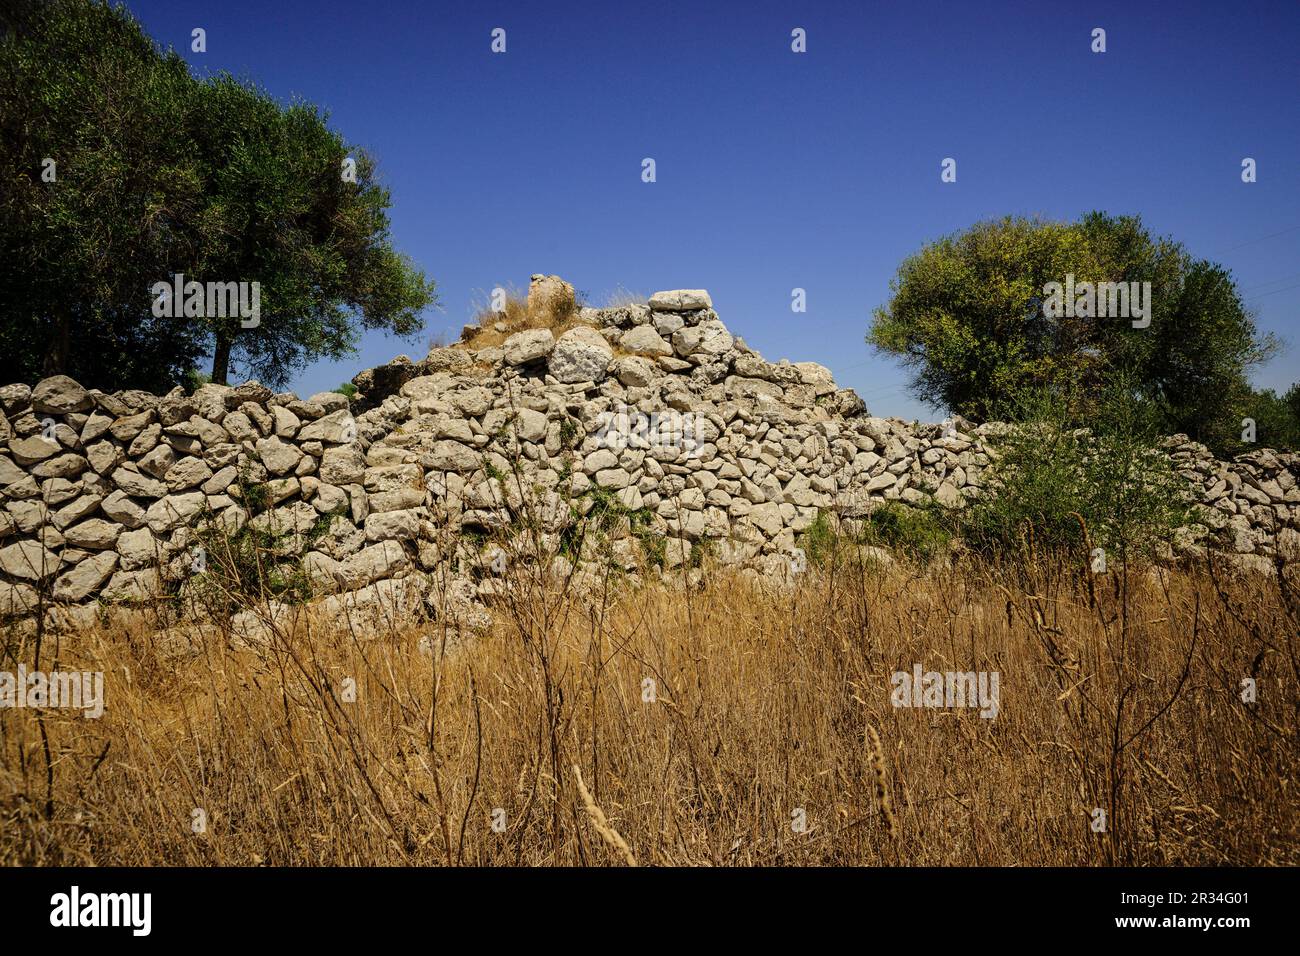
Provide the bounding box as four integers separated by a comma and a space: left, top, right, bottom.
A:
2, 544, 1297, 867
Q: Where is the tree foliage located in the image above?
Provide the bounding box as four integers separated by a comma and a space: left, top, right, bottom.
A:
0, 0, 435, 392
0, 0, 206, 391
1238, 383, 1300, 454
869, 213, 1279, 451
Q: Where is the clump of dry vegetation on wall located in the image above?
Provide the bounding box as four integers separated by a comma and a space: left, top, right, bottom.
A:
459, 283, 582, 351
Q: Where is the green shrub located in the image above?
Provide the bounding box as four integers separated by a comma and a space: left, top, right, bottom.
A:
557, 485, 658, 567
799, 510, 837, 565
187, 470, 328, 614
857, 502, 953, 564
960, 383, 1192, 563
687, 539, 716, 569
797, 504, 952, 567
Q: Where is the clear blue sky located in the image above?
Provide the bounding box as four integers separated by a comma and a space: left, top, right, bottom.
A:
127, 0, 1299, 421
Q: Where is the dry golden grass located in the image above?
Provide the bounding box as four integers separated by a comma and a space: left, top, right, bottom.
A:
601, 285, 647, 309
3, 546, 1297, 867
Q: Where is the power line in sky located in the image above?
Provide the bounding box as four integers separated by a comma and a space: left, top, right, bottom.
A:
1216, 222, 1300, 254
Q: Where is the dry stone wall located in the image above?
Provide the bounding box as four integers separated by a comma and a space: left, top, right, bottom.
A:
3, 281, 1299, 629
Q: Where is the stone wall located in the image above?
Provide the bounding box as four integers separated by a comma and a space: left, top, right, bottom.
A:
3, 282, 1298, 627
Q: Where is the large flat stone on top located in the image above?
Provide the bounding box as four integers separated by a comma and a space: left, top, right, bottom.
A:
648, 290, 712, 312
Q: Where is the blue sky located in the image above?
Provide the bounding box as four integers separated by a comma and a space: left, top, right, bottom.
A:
128, 0, 1299, 421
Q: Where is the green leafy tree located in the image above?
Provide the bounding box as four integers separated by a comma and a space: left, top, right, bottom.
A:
1287, 382, 1300, 426
187, 75, 434, 386
0, 0, 208, 391
0, 0, 435, 392
869, 214, 1278, 450
1237, 384, 1300, 453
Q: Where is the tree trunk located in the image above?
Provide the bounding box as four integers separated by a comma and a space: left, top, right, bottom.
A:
211, 334, 232, 385
43, 313, 71, 377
